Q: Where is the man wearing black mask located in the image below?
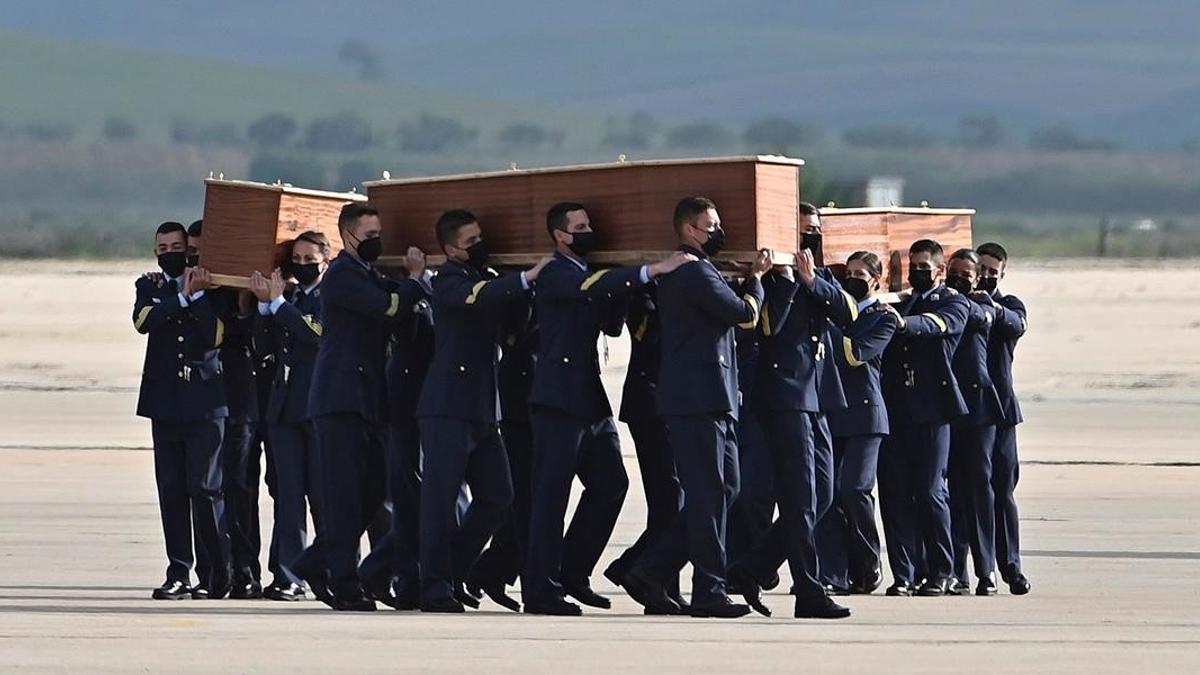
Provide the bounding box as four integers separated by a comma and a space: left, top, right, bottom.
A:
416, 209, 551, 613
877, 239, 971, 597
294, 203, 428, 611
521, 202, 692, 615
975, 242, 1031, 595
135, 221, 231, 601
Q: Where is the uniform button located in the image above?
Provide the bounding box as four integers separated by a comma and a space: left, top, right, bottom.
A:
459, 365, 466, 372
810, 336, 819, 343
972, 383, 979, 389
773, 363, 779, 369
357, 366, 364, 373
403, 368, 410, 374
625, 281, 632, 287
283, 347, 289, 354
942, 380, 948, 386
177, 336, 184, 343
177, 371, 184, 378
903, 363, 910, 369
902, 346, 909, 352
177, 353, 183, 359
718, 355, 725, 364
563, 357, 570, 363
863, 399, 870, 404
520, 371, 527, 376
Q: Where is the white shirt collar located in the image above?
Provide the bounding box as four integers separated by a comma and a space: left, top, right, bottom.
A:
559, 251, 587, 272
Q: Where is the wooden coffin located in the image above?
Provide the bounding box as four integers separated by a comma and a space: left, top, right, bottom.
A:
818, 206, 974, 291
365, 155, 805, 267
200, 179, 366, 287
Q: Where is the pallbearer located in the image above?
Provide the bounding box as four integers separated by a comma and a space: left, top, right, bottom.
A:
135, 221, 231, 600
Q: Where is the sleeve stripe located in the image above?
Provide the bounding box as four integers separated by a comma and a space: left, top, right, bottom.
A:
760, 301, 773, 336
214, 318, 225, 348
134, 306, 153, 331
385, 292, 401, 317
464, 281, 488, 305
842, 290, 860, 321
633, 315, 650, 342
302, 315, 323, 337
921, 312, 948, 333
842, 336, 866, 367
738, 294, 761, 330
580, 269, 611, 291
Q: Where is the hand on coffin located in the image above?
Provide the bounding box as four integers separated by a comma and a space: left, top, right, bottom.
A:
248, 271, 272, 302
267, 269, 286, 300
405, 247, 427, 278
750, 249, 774, 278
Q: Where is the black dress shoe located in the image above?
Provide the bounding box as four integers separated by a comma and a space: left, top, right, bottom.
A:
728, 566, 771, 617
947, 579, 971, 596
190, 586, 211, 600
229, 577, 264, 600
885, 581, 915, 597
825, 584, 852, 596
466, 578, 520, 612
850, 568, 884, 595
689, 596, 752, 619
152, 580, 191, 600
794, 594, 852, 619
602, 563, 627, 588
759, 570, 781, 592
364, 577, 418, 611
666, 587, 690, 613
421, 596, 466, 613
453, 583, 480, 609
976, 576, 998, 596
264, 582, 305, 601
563, 582, 611, 610
524, 596, 583, 616
330, 583, 377, 611
917, 578, 952, 597
624, 568, 680, 615
207, 572, 232, 600
1008, 572, 1031, 596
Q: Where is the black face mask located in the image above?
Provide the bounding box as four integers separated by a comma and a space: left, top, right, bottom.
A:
801, 231, 823, 265
465, 240, 490, 269
945, 274, 973, 295
185, 254, 200, 269
977, 276, 998, 294
700, 226, 726, 257
908, 268, 935, 293
355, 235, 383, 263
843, 276, 871, 301
289, 261, 321, 287
158, 251, 187, 278
567, 230, 596, 257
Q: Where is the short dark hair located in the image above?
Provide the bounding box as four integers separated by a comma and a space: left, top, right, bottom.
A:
294, 230, 332, 258
976, 241, 1009, 263
186, 219, 202, 238
798, 202, 820, 217
546, 201, 586, 236
950, 247, 981, 271
847, 250, 883, 279
909, 238, 944, 262
157, 221, 186, 237
338, 203, 379, 232
435, 209, 478, 246
673, 196, 717, 233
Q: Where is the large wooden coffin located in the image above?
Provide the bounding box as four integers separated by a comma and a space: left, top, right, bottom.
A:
818, 206, 974, 291
364, 155, 805, 267
200, 178, 366, 286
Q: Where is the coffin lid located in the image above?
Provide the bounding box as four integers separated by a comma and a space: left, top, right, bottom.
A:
362, 155, 806, 187
819, 205, 975, 216
203, 178, 368, 202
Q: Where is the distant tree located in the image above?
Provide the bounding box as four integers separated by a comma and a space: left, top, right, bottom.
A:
666, 122, 737, 149
103, 116, 137, 142
601, 112, 660, 150
1028, 125, 1119, 152
170, 118, 197, 144
248, 113, 298, 147
498, 122, 550, 147
248, 153, 328, 188
170, 119, 241, 146
957, 114, 1005, 149
24, 121, 75, 142
1182, 138, 1200, 155
743, 117, 818, 152
336, 159, 377, 191
305, 112, 373, 152
842, 125, 935, 149
397, 113, 477, 152
338, 38, 384, 81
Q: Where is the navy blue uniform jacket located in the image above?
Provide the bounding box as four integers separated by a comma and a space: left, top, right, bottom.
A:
827, 301, 896, 437
882, 285, 971, 426
987, 291, 1027, 426
953, 295, 1003, 426
254, 282, 324, 425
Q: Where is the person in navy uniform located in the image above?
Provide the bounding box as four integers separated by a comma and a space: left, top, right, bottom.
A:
623, 196, 769, 619
356, 261, 436, 610
465, 297, 537, 612
944, 248, 1005, 596
186, 219, 265, 599
603, 283, 688, 612
249, 231, 332, 601
416, 209, 550, 613
816, 251, 896, 595
878, 239, 972, 597
976, 242, 1031, 595
135, 221, 231, 600
297, 203, 428, 611
522, 202, 691, 616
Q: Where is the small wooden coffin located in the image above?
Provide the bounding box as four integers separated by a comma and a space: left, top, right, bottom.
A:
818, 206, 974, 291
200, 179, 366, 287
365, 155, 805, 267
